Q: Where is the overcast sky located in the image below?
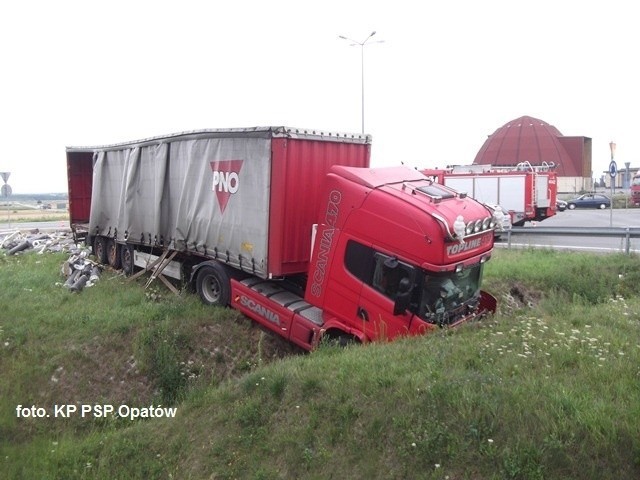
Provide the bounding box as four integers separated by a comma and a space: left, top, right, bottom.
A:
1, 0, 638, 193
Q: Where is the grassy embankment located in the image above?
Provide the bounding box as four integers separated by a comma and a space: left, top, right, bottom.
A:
1, 248, 639, 479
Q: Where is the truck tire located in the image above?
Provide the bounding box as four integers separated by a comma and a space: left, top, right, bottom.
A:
195, 263, 230, 306
324, 330, 360, 347
93, 236, 108, 264
121, 244, 135, 276
106, 239, 121, 269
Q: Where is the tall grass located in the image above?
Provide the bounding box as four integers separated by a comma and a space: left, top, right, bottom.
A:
1, 248, 639, 479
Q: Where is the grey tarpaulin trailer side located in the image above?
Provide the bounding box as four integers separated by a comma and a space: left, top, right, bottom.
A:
65, 126, 371, 282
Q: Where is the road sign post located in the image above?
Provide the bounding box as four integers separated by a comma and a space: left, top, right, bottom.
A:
1, 171, 11, 226
609, 142, 617, 227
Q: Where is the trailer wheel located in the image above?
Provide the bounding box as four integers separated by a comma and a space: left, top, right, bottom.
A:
195, 264, 230, 306
121, 244, 135, 276
93, 236, 108, 264
106, 239, 121, 269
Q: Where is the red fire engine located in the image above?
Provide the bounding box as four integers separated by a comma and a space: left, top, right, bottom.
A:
422, 162, 558, 226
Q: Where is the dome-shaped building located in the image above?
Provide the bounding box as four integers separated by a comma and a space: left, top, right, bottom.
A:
474, 115, 592, 193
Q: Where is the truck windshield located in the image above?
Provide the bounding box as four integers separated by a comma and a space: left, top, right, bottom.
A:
632, 176, 640, 186
415, 264, 483, 326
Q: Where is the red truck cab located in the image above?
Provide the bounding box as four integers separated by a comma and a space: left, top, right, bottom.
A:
307, 165, 496, 343
232, 166, 496, 349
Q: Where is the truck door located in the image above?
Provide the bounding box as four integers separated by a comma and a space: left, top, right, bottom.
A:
361, 252, 416, 340
344, 242, 416, 341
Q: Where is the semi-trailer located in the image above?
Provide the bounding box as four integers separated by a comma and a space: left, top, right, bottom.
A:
66, 127, 497, 350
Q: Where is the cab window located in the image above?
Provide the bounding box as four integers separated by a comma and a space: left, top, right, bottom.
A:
345, 240, 416, 301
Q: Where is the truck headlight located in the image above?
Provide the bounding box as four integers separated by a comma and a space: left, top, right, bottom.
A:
466, 221, 475, 235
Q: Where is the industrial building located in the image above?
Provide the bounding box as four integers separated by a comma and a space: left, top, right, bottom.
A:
473, 115, 592, 193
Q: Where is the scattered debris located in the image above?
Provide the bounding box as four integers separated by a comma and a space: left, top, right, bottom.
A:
2, 228, 100, 293
60, 251, 102, 292
1, 229, 82, 255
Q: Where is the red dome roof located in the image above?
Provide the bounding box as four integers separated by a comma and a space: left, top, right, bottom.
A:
474, 115, 579, 175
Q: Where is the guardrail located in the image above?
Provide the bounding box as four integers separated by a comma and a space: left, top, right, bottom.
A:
503, 226, 640, 254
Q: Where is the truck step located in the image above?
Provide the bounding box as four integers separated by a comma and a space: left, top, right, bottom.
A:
239, 278, 324, 326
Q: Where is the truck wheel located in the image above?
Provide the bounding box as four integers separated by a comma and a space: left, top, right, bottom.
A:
324, 331, 359, 347
93, 236, 108, 264
106, 239, 121, 269
195, 264, 230, 306
121, 244, 135, 276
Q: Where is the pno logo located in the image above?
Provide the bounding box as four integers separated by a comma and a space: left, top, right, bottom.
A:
210, 160, 243, 213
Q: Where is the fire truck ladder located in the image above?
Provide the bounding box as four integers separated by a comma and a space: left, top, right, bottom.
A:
492, 161, 556, 173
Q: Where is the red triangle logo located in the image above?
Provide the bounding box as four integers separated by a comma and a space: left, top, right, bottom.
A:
210, 160, 244, 213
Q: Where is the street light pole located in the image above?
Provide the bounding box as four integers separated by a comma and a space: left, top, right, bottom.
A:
339, 31, 383, 134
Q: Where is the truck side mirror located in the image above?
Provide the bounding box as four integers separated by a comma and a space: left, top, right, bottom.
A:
393, 277, 412, 316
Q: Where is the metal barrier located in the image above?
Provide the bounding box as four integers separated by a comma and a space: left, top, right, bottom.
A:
504, 226, 640, 254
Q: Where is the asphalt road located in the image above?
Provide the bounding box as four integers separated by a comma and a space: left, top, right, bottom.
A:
0, 220, 70, 234
532, 207, 640, 228
498, 208, 640, 253
3, 210, 640, 253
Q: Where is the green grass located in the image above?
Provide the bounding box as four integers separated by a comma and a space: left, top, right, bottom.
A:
1, 248, 639, 479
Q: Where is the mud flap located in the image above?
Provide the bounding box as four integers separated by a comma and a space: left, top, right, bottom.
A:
479, 290, 497, 314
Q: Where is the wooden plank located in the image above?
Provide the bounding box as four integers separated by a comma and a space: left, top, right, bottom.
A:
158, 274, 180, 295
128, 250, 167, 282
144, 251, 179, 293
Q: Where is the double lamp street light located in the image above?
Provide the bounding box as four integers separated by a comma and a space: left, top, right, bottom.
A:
338, 31, 384, 134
